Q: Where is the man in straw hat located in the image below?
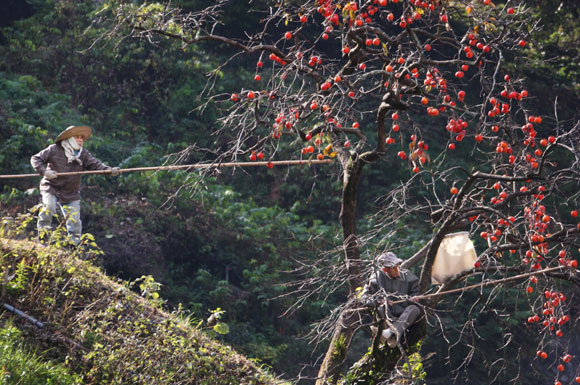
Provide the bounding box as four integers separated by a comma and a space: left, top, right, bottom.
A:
31, 125, 120, 246
363, 251, 422, 348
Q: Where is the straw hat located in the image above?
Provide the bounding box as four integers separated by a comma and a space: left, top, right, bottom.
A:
55, 126, 92, 142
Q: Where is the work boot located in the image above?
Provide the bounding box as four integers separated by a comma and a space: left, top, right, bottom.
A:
386, 332, 398, 348
371, 325, 398, 347
380, 328, 399, 348
371, 325, 389, 344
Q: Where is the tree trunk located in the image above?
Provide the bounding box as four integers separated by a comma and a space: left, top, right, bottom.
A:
346, 320, 426, 384
315, 156, 366, 384
316, 97, 394, 384
315, 307, 361, 385
339, 156, 366, 293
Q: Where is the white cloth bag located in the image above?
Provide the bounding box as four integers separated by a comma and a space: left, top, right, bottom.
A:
431, 232, 477, 284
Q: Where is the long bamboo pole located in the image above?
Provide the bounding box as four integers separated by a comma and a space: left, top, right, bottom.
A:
0, 159, 334, 179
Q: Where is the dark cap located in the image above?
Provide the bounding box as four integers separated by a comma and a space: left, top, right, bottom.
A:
376, 251, 403, 267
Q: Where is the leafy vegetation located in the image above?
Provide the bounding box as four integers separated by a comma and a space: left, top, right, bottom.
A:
0, 238, 280, 384
0, 321, 81, 385
0, 0, 579, 384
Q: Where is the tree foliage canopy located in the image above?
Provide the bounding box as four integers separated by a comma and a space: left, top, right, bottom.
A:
1, 0, 580, 384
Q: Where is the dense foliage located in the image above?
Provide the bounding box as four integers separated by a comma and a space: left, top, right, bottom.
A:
1, 0, 579, 384
0, 1, 349, 378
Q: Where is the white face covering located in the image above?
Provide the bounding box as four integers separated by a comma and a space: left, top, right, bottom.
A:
61, 136, 83, 165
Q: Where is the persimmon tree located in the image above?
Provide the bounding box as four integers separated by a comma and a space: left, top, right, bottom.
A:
102, 0, 580, 383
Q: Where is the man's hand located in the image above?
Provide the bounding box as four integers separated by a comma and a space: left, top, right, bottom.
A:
110, 167, 121, 177
409, 296, 420, 303
362, 296, 385, 307
44, 170, 57, 179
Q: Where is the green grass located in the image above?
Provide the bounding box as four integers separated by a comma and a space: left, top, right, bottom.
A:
0, 321, 81, 385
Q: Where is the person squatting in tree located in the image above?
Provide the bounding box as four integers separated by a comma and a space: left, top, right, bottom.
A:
30, 125, 120, 246
363, 251, 422, 348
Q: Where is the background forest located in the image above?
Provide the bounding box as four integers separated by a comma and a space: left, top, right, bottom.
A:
1, 0, 579, 384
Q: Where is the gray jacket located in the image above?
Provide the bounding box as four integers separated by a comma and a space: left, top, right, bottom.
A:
364, 269, 419, 317
31, 143, 111, 203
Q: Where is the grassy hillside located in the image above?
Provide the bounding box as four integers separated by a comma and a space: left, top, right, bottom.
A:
0, 237, 283, 385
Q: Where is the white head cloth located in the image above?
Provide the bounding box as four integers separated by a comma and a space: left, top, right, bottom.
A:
61, 136, 83, 166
